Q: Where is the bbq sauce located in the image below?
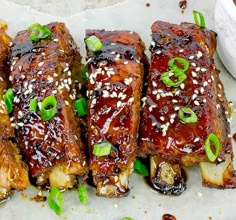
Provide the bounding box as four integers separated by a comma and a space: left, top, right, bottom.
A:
162, 214, 177, 220
144, 168, 187, 195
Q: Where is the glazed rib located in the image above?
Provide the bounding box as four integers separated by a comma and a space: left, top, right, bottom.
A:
9, 22, 88, 189
139, 21, 235, 192
86, 30, 147, 197
0, 22, 29, 201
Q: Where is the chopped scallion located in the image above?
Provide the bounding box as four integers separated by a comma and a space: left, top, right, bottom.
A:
82, 66, 88, 79
3, 88, 14, 114
193, 11, 206, 28
85, 35, 103, 52
78, 184, 88, 205
168, 57, 189, 73
93, 142, 112, 157
28, 23, 52, 42
74, 97, 87, 116
47, 186, 64, 215
204, 133, 220, 162
121, 217, 134, 220
178, 107, 198, 123
134, 159, 149, 176
40, 96, 57, 121
29, 98, 37, 112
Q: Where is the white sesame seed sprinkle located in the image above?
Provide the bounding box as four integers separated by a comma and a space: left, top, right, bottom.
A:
63, 67, 69, 72
196, 67, 201, 72
191, 63, 197, 67
124, 61, 129, 65
38, 62, 44, 67
38, 70, 43, 75
193, 79, 198, 85
9, 75, 13, 81
189, 55, 194, 60
65, 100, 69, 105
203, 82, 208, 87
193, 137, 200, 143
117, 101, 122, 108
156, 50, 162, 54
179, 49, 184, 53
172, 99, 178, 103
201, 68, 206, 72
53, 38, 59, 42
174, 106, 180, 111
194, 100, 200, 106
192, 71, 197, 77
192, 94, 197, 100
180, 83, 185, 90
160, 116, 165, 121
92, 99, 97, 105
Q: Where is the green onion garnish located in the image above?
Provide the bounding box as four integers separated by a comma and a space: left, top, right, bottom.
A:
29, 98, 37, 112
160, 70, 187, 87
161, 57, 189, 87
134, 159, 149, 176
78, 184, 88, 205
85, 35, 103, 52
74, 97, 87, 116
93, 142, 112, 157
40, 96, 57, 121
204, 133, 220, 162
178, 107, 198, 124
121, 217, 134, 220
168, 57, 189, 73
28, 23, 51, 42
82, 66, 88, 79
3, 88, 14, 114
193, 11, 206, 28
47, 186, 64, 215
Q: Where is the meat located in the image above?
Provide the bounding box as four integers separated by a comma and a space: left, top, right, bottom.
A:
9, 22, 88, 189
139, 21, 236, 193
86, 30, 147, 197
0, 21, 29, 201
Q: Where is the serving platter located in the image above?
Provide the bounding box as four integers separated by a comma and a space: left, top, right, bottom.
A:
1, 0, 236, 219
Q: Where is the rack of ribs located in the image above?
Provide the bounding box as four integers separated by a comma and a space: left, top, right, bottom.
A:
0, 21, 29, 201
86, 30, 147, 197
139, 21, 236, 195
9, 22, 88, 190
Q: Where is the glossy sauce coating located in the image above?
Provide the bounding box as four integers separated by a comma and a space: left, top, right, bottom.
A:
9, 22, 88, 186
139, 21, 232, 166
87, 30, 146, 196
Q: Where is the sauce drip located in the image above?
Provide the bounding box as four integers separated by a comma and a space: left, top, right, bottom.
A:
162, 214, 177, 220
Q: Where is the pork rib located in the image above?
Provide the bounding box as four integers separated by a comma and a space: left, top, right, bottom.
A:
9, 22, 88, 189
86, 30, 147, 197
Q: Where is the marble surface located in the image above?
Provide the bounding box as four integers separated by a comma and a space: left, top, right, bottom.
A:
0, 0, 236, 220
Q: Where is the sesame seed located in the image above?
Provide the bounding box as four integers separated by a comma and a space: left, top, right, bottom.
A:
180, 83, 185, 89
194, 100, 200, 106
18, 65, 22, 71
53, 38, 59, 42
203, 82, 208, 87
156, 50, 161, 54
152, 122, 157, 126
200, 87, 204, 94
63, 67, 69, 72
103, 90, 109, 98
68, 71, 72, 76
192, 71, 197, 77
53, 73, 58, 77
175, 90, 180, 95
197, 51, 203, 58
160, 116, 165, 121
191, 63, 197, 67
172, 99, 178, 103
218, 94, 222, 97
218, 84, 222, 89
201, 68, 206, 72
196, 67, 201, 72
170, 118, 174, 124
65, 100, 69, 105
208, 79, 211, 83
179, 49, 184, 53
193, 79, 198, 85
65, 84, 70, 91
0, 77, 3, 81
192, 94, 197, 100
203, 98, 207, 103
38, 70, 43, 75
193, 137, 200, 142
128, 97, 134, 103
156, 94, 161, 100
52, 90, 57, 94
9, 75, 13, 81
117, 101, 122, 108
189, 55, 194, 60
174, 106, 180, 111
194, 89, 199, 94
152, 90, 158, 95
92, 99, 96, 105
124, 61, 129, 65
151, 41, 156, 46
152, 81, 157, 87
38, 62, 44, 67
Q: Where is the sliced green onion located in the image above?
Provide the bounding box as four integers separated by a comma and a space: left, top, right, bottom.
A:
29, 98, 37, 112
93, 142, 112, 157
204, 133, 220, 162
47, 186, 64, 215
82, 66, 88, 79
178, 107, 198, 123
74, 97, 87, 116
168, 57, 189, 73
160, 70, 187, 87
121, 217, 134, 220
3, 88, 14, 114
28, 23, 51, 42
78, 184, 88, 205
85, 35, 103, 52
134, 159, 149, 176
40, 96, 57, 121
193, 11, 206, 28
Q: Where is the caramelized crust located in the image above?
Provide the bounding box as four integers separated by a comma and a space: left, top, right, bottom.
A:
86, 30, 147, 197
9, 22, 88, 189
0, 22, 29, 201
139, 21, 232, 166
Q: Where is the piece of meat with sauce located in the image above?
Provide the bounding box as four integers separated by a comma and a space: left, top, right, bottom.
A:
139, 21, 236, 194
86, 30, 147, 197
0, 21, 29, 201
9, 22, 88, 190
